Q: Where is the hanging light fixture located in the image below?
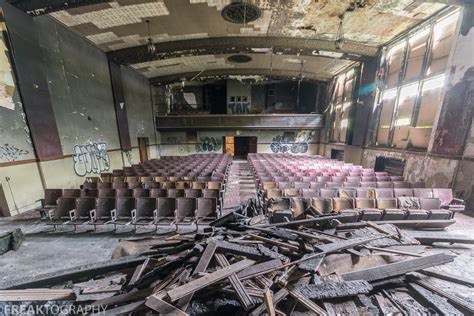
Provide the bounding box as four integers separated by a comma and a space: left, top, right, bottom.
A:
145, 19, 156, 56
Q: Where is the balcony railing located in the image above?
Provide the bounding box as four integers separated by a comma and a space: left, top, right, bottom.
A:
155, 114, 324, 131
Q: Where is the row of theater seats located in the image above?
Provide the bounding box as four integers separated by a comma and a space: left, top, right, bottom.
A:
82, 181, 225, 191
47, 196, 219, 230
257, 175, 405, 183
262, 187, 464, 212
269, 196, 453, 223
91, 175, 226, 184
259, 181, 424, 190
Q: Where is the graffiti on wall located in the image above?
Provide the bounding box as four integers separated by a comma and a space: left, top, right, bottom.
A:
0, 143, 29, 162
72, 141, 110, 176
124, 150, 134, 165
270, 132, 312, 154
195, 137, 222, 153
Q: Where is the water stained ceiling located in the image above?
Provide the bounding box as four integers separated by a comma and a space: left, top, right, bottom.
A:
11, 0, 450, 82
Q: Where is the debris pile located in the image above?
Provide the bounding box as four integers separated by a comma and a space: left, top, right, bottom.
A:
1, 212, 473, 315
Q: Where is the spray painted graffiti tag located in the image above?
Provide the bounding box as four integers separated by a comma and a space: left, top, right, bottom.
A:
270, 132, 312, 154
0, 144, 29, 162
72, 141, 110, 177
196, 137, 222, 153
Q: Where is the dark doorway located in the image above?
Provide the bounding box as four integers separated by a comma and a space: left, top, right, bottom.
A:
331, 149, 345, 161
234, 136, 257, 158
138, 137, 148, 163
374, 156, 405, 176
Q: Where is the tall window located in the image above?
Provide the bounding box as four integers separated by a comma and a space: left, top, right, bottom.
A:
374, 9, 460, 149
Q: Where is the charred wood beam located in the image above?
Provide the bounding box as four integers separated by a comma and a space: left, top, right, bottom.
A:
6, 0, 111, 16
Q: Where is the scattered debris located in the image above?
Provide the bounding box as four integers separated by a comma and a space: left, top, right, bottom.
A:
0, 228, 24, 255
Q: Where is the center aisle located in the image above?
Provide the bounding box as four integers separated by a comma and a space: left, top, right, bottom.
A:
223, 158, 257, 209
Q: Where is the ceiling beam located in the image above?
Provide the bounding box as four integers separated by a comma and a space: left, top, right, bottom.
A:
6, 0, 111, 16
414, 0, 470, 5
108, 37, 378, 66
148, 68, 340, 85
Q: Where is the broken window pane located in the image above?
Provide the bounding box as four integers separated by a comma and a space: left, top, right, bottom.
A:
376, 89, 397, 146
405, 28, 430, 81
427, 11, 460, 75
392, 82, 419, 148
386, 42, 406, 88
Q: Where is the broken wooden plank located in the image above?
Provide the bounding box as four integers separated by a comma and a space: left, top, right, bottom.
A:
129, 258, 150, 286
91, 288, 153, 307
364, 245, 423, 257
298, 253, 325, 272
255, 214, 353, 228
337, 219, 456, 230
409, 282, 462, 315
408, 232, 474, 245
216, 240, 262, 259
316, 236, 392, 253
0, 256, 147, 290
341, 253, 455, 282
248, 233, 300, 251
413, 278, 474, 314
215, 253, 254, 310
263, 288, 276, 316
236, 259, 282, 280
250, 288, 289, 316
286, 286, 328, 315
420, 269, 474, 287
297, 280, 373, 300
145, 292, 188, 316
165, 258, 255, 302
0, 289, 75, 301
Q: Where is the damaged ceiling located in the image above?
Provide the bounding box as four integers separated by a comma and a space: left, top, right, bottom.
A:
10, 0, 451, 83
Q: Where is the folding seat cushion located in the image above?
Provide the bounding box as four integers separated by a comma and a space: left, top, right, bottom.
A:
310, 197, 333, 215
393, 181, 410, 188
397, 196, 421, 209
126, 176, 139, 183
338, 188, 356, 198
310, 182, 326, 189
294, 182, 310, 189
278, 182, 293, 189
317, 176, 331, 182
394, 188, 414, 197
382, 209, 406, 220
302, 189, 320, 199
319, 188, 338, 198
410, 181, 425, 188
355, 198, 376, 209
360, 209, 383, 221
405, 209, 429, 220
356, 188, 374, 198
339, 209, 360, 222
360, 182, 376, 188
284, 188, 301, 197
266, 189, 283, 199
375, 188, 394, 198
413, 188, 433, 198
290, 197, 308, 219
343, 182, 360, 188
326, 182, 343, 188
376, 182, 394, 189
432, 188, 465, 211
376, 198, 398, 209
140, 177, 153, 183
175, 181, 190, 190
428, 210, 453, 220
333, 197, 354, 212
375, 172, 388, 177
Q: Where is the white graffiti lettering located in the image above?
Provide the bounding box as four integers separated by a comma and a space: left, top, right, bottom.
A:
0, 143, 29, 162
72, 141, 110, 177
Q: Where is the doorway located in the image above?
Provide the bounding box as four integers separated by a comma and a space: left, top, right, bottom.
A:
138, 137, 149, 163
233, 136, 257, 159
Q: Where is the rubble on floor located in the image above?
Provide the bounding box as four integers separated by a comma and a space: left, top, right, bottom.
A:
1, 205, 473, 315
0, 228, 24, 255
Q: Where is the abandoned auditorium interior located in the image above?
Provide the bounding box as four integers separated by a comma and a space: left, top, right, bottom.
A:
0, 0, 473, 314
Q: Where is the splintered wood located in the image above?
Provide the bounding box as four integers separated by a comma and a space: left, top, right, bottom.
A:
2, 212, 471, 315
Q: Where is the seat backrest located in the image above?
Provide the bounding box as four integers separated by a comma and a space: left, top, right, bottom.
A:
375, 188, 394, 198
302, 189, 320, 198
376, 198, 398, 209
346, 176, 360, 182
319, 188, 338, 198
133, 188, 150, 198
376, 176, 390, 182
361, 176, 375, 182
393, 181, 410, 188
413, 188, 433, 198
310, 182, 326, 189
360, 182, 376, 188
96, 197, 115, 218
156, 197, 176, 217
333, 197, 354, 212
185, 189, 202, 198
128, 182, 142, 189
310, 197, 333, 214
76, 197, 96, 217
44, 189, 63, 206
116, 188, 133, 198
376, 182, 394, 188
278, 182, 293, 189
284, 188, 301, 197
410, 181, 425, 188
301, 176, 315, 183
294, 182, 310, 189
355, 198, 376, 209
394, 188, 414, 197
63, 189, 81, 199
83, 182, 98, 190
343, 182, 360, 188
338, 188, 356, 198
176, 198, 196, 218
202, 189, 220, 199
419, 197, 441, 211
162, 181, 176, 189
136, 197, 156, 218
116, 197, 135, 217
150, 188, 167, 198
196, 197, 217, 218
168, 189, 185, 198
112, 182, 128, 189
356, 188, 375, 198
143, 182, 160, 189
97, 182, 112, 189
266, 189, 283, 199
98, 188, 116, 198
55, 197, 77, 218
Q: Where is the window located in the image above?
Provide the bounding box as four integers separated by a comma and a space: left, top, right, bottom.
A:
386, 42, 406, 88
376, 89, 397, 146
392, 82, 419, 148
405, 28, 430, 81
427, 11, 460, 75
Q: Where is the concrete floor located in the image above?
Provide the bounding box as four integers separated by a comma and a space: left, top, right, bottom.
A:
0, 203, 473, 306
